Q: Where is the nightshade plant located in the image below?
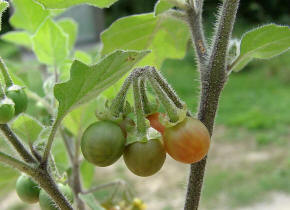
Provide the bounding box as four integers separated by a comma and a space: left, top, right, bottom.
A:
0, 0, 289, 209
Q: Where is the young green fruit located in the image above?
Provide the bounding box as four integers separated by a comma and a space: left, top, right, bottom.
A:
6, 85, 27, 115
39, 183, 73, 210
123, 138, 166, 177
16, 175, 40, 204
0, 97, 15, 124
81, 121, 126, 167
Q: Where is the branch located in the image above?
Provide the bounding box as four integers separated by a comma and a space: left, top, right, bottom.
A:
185, 0, 208, 65
82, 180, 124, 195
184, 0, 240, 209
60, 128, 74, 163
0, 151, 35, 174
0, 124, 37, 164
41, 118, 62, 166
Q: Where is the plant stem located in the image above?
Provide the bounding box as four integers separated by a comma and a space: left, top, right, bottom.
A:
110, 73, 133, 117
139, 77, 151, 114
0, 124, 37, 164
146, 70, 179, 122
41, 117, 62, 166
0, 151, 35, 173
185, 0, 208, 65
72, 133, 85, 210
0, 80, 5, 99
60, 128, 74, 162
82, 180, 124, 194
184, 0, 240, 209
0, 151, 73, 209
132, 77, 147, 135
34, 167, 74, 210
0, 58, 13, 87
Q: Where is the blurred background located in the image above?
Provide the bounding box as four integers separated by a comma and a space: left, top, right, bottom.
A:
0, 0, 289, 209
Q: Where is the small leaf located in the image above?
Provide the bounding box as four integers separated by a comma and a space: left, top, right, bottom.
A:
0, 0, 9, 32
74, 50, 92, 65
154, 0, 175, 16
1, 31, 32, 48
232, 24, 290, 72
32, 18, 69, 66
10, 0, 49, 33
11, 114, 43, 143
101, 13, 189, 68
34, 0, 118, 9
80, 160, 95, 189
79, 194, 105, 210
58, 18, 78, 51
54, 50, 149, 121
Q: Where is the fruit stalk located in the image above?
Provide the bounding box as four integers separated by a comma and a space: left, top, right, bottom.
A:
132, 77, 147, 135
146, 70, 179, 123
139, 76, 151, 114
149, 67, 184, 109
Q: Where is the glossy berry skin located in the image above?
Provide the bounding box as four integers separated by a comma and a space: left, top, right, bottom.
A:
81, 121, 126, 167
0, 98, 15, 124
16, 175, 40, 204
39, 183, 73, 210
163, 117, 210, 164
123, 138, 166, 177
147, 112, 165, 134
6, 86, 27, 115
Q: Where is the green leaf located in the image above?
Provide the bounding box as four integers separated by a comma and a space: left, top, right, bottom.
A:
34, 0, 118, 9
232, 24, 290, 72
58, 18, 78, 51
79, 194, 105, 210
74, 50, 92, 65
54, 50, 149, 121
10, 0, 49, 33
1, 31, 32, 49
80, 160, 95, 189
0, 0, 9, 32
154, 0, 174, 16
11, 114, 44, 143
101, 13, 189, 68
32, 18, 69, 66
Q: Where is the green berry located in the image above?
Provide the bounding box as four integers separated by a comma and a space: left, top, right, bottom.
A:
16, 175, 40, 204
6, 85, 27, 115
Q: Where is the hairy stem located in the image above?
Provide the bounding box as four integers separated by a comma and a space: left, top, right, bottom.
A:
147, 70, 179, 122
41, 118, 62, 166
110, 73, 133, 117
0, 151, 73, 209
139, 77, 151, 114
0, 57, 13, 87
0, 151, 35, 173
184, 0, 240, 209
132, 77, 147, 135
185, 0, 208, 65
0, 124, 37, 164
34, 168, 73, 210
